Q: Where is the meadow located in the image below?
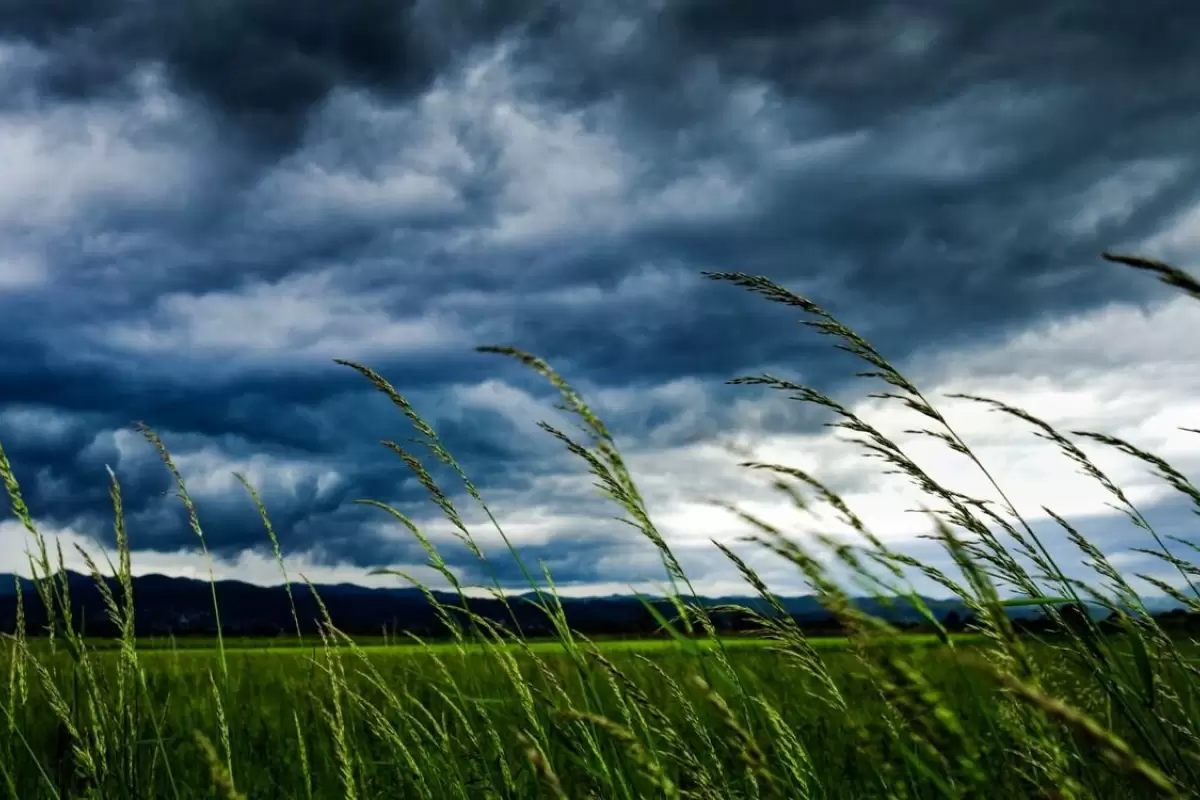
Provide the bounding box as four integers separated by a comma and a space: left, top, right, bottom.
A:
1, 252, 1199, 799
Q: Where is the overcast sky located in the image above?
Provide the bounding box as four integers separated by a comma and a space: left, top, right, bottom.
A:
0, 1, 1198, 598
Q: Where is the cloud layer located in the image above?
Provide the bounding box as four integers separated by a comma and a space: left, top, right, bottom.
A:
1, 1, 1198, 595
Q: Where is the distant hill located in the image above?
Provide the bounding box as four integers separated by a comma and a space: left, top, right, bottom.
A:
0, 571, 1185, 639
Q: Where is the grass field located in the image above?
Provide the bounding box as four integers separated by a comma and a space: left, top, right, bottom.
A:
1, 632, 1197, 799
2, 252, 1200, 798
40, 633, 973, 654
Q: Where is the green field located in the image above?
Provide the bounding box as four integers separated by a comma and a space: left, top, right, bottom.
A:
2, 631, 1197, 799
3, 253, 1200, 798
52, 633, 973, 654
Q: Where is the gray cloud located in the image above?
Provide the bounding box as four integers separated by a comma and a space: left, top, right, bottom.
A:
1, 0, 554, 149
1, 1, 1198, 591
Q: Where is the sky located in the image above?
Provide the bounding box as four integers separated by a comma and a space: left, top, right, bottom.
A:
0, 1, 1198, 599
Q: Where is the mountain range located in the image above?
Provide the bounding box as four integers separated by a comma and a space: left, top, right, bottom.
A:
0, 571, 1185, 639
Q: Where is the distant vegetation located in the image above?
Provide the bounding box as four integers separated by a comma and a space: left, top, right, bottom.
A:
1, 252, 1199, 798
0, 569, 1195, 641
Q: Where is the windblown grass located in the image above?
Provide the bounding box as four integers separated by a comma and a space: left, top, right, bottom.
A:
1, 252, 1199, 798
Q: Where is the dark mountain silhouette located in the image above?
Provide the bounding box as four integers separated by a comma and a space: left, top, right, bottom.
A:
0, 571, 1186, 640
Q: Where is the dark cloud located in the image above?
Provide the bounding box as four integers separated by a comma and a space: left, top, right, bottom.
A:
1, 0, 554, 150
0, 1, 1198, 587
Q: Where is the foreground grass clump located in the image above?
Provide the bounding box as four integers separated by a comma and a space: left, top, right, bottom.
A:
0, 251, 1197, 799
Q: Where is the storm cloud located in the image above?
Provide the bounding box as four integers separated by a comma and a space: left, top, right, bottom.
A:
0, 0, 1198, 594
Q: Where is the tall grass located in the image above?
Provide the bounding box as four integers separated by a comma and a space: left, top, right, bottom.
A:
0, 252, 1198, 798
